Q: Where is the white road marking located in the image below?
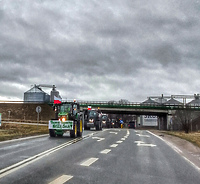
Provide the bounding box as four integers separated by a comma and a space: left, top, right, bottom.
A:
137, 143, 156, 147
147, 131, 200, 172
0, 132, 96, 179
109, 132, 118, 134
134, 141, 145, 144
116, 141, 123, 144
147, 131, 182, 153
121, 138, 126, 141
49, 175, 73, 184
100, 149, 111, 154
80, 158, 99, 167
134, 141, 156, 147
136, 134, 150, 137
110, 144, 118, 148
92, 137, 105, 142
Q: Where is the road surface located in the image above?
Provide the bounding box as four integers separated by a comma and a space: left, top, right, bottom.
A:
0, 129, 200, 184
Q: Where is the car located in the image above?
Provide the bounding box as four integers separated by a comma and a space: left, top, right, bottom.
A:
128, 121, 135, 129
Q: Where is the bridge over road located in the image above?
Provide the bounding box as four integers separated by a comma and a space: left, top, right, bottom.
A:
78, 101, 200, 130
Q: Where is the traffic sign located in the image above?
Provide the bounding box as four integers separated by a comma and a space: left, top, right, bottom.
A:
36, 106, 42, 113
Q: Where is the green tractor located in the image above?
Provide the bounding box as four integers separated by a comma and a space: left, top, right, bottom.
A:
49, 101, 83, 138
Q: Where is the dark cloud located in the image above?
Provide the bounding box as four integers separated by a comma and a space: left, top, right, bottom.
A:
0, 0, 200, 101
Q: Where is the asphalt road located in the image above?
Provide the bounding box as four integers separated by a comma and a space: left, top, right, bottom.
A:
0, 129, 200, 184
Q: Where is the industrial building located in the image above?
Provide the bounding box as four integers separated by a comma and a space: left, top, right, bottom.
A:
24, 84, 61, 103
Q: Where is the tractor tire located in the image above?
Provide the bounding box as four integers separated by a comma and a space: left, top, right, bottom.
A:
77, 131, 82, 137
49, 129, 56, 137
96, 122, 100, 130
100, 122, 102, 130
70, 123, 77, 138
77, 120, 83, 137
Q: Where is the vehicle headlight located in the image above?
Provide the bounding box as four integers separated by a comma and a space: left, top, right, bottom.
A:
89, 119, 94, 123
62, 117, 66, 122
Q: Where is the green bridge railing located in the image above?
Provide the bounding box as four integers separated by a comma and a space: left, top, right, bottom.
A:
76, 101, 200, 111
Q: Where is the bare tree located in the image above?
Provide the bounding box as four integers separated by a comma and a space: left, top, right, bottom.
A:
173, 109, 200, 133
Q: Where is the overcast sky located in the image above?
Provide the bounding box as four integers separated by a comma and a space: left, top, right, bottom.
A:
0, 0, 200, 102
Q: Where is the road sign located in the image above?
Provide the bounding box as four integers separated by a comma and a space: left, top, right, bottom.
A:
36, 106, 42, 113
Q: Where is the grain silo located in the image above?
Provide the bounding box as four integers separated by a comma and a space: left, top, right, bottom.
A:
24, 85, 50, 103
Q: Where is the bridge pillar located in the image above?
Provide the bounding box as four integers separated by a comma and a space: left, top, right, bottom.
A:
136, 115, 141, 128
158, 115, 167, 130
167, 114, 173, 131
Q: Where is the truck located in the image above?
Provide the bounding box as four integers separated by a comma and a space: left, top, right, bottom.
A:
84, 109, 102, 131
49, 101, 83, 138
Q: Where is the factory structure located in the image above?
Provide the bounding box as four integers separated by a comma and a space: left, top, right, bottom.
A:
24, 84, 61, 103
139, 94, 200, 127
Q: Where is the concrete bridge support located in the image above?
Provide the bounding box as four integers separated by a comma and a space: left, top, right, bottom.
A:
158, 115, 167, 130
136, 115, 141, 128
158, 113, 173, 130
167, 114, 173, 131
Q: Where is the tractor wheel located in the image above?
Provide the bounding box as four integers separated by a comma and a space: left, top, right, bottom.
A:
100, 122, 102, 130
96, 122, 100, 130
77, 120, 83, 137
70, 123, 77, 138
49, 129, 56, 137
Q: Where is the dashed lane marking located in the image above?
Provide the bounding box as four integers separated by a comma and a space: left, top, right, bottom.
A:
110, 144, 118, 148
134, 141, 157, 147
80, 158, 99, 167
109, 132, 118, 135
116, 141, 123, 144
100, 149, 111, 154
49, 175, 73, 184
121, 138, 126, 141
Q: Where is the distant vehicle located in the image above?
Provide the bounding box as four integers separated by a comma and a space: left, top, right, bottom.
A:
101, 114, 109, 128
111, 119, 117, 128
128, 121, 135, 129
84, 109, 102, 131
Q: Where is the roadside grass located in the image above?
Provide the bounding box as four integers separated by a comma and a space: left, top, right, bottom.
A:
0, 123, 48, 142
161, 131, 200, 148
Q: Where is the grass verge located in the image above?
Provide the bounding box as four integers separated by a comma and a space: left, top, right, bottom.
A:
0, 123, 48, 142
160, 131, 200, 148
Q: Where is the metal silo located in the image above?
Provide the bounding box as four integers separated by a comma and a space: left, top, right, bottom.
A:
24, 85, 50, 102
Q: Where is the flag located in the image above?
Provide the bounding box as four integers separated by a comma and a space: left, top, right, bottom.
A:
54, 96, 62, 104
